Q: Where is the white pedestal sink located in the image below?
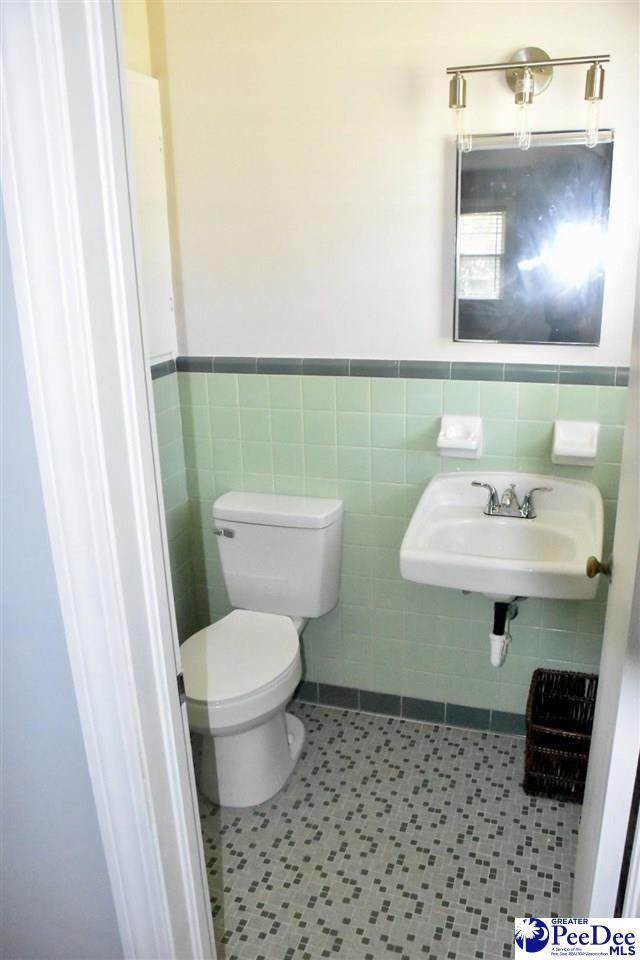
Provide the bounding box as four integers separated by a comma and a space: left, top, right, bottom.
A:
400, 472, 604, 601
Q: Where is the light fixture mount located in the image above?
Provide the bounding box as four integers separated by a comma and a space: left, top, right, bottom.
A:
506, 47, 553, 99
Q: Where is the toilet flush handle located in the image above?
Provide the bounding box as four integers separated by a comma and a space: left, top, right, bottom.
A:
213, 527, 235, 538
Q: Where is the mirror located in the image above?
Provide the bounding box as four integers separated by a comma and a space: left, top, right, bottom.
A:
454, 132, 614, 345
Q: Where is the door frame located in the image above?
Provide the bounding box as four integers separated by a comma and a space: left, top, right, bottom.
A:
572, 260, 640, 918
1, 2, 214, 957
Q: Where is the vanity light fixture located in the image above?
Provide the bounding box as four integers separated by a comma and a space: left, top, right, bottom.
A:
446, 49, 610, 152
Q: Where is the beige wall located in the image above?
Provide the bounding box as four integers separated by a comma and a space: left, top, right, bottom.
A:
119, 0, 151, 75
141, 1, 639, 365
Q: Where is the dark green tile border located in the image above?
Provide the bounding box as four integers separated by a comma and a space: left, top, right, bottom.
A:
302, 358, 349, 376
401, 696, 445, 723
257, 357, 303, 375
446, 703, 491, 730
558, 365, 616, 386
350, 358, 399, 378
152, 356, 629, 387
399, 360, 451, 379
214, 356, 257, 373
176, 356, 214, 373
317, 683, 359, 709
451, 361, 504, 382
360, 690, 401, 717
504, 363, 558, 384
294, 681, 525, 736
150, 358, 176, 380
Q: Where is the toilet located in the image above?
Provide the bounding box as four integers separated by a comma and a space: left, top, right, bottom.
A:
181, 491, 343, 807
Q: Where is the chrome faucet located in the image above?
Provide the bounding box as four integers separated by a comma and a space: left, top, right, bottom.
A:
471, 481, 552, 519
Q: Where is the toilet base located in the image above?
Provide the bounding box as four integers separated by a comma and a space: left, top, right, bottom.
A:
199, 710, 305, 808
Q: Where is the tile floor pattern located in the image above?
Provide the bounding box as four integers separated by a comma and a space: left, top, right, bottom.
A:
198, 704, 580, 960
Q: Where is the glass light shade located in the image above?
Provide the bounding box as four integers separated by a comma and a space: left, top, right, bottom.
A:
585, 99, 600, 148
454, 108, 472, 153
514, 102, 532, 151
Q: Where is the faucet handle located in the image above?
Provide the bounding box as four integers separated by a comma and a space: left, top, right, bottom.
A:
523, 485, 552, 518
471, 481, 499, 514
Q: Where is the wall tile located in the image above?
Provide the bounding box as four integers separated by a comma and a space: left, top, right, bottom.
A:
371, 378, 406, 414
337, 412, 371, 447
372, 448, 406, 484
239, 408, 270, 441
302, 376, 336, 410
517, 383, 558, 421
177, 371, 207, 407
557, 385, 598, 420
597, 386, 627, 426
371, 413, 406, 449
406, 379, 443, 416
271, 409, 303, 444
273, 442, 305, 477
305, 444, 338, 479
210, 407, 240, 439
207, 373, 238, 407
338, 447, 371, 481
154, 370, 623, 711
479, 381, 518, 419
336, 377, 370, 412
303, 410, 337, 445
516, 420, 553, 459
269, 375, 302, 409
443, 380, 479, 415
238, 374, 269, 407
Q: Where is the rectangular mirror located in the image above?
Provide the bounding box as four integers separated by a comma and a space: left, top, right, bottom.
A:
454, 132, 614, 345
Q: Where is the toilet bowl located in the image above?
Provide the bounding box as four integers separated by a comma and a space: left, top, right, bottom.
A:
182, 609, 307, 807
182, 491, 343, 808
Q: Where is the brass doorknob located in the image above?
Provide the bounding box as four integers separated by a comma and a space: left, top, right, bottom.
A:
586, 555, 612, 579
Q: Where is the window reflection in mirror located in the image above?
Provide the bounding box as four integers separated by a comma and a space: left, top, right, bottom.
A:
454, 133, 614, 345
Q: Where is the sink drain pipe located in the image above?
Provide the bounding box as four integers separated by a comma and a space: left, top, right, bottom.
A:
490, 601, 517, 667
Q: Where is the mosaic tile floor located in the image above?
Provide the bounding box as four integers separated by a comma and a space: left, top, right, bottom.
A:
197, 703, 580, 960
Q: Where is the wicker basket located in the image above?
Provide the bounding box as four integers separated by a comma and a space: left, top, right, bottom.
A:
523, 668, 598, 803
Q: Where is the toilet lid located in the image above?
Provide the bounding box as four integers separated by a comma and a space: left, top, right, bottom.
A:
181, 610, 299, 704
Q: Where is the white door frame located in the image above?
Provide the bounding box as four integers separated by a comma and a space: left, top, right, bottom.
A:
573, 261, 640, 917
1, 2, 215, 957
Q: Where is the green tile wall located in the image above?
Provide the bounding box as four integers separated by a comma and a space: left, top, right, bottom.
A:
152, 373, 197, 641
155, 371, 627, 715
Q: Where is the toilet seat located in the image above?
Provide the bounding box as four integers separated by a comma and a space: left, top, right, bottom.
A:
182, 610, 302, 734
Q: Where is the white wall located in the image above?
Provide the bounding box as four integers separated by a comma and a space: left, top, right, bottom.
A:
126, 70, 178, 363
0, 208, 123, 959
156, 0, 638, 365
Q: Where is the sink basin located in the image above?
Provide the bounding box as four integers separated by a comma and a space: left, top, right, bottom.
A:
400, 472, 603, 600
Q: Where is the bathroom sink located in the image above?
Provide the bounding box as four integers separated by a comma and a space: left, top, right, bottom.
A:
400, 472, 603, 600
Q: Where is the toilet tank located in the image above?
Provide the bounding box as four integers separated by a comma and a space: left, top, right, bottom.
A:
213, 492, 343, 618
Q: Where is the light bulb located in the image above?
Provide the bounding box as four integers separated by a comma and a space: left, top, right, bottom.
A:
514, 102, 532, 151
584, 63, 604, 149
514, 67, 534, 151
585, 100, 600, 148
449, 73, 472, 153
454, 108, 473, 153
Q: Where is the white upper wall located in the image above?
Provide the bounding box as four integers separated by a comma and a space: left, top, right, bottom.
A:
120, 0, 151, 75
158, 1, 638, 365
